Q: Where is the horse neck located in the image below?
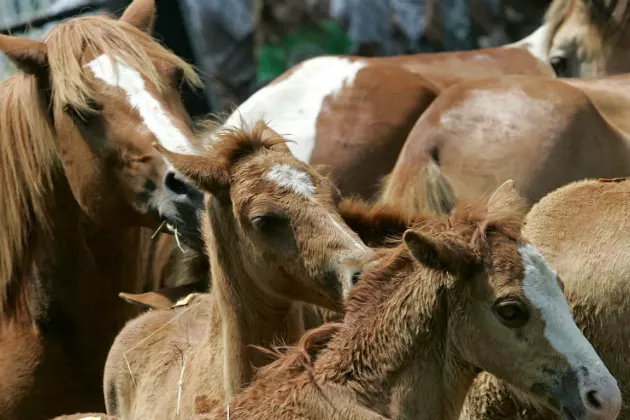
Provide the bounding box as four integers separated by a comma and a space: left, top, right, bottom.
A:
205, 201, 305, 400
313, 269, 476, 420
23, 168, 149, 357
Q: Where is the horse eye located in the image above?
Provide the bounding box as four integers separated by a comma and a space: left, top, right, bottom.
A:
64, 101, 102, 125
550, 56, 568, 77
493, 299, 529, 328
251, 213, 288, 233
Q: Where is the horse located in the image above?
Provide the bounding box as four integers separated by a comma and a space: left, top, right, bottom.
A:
197, 181, 621, 420
0, 0, 206, 417
102, 122, 372, 419
208, 0, 630, 201
460, 177, 630, 420
213, 44, 550, 200
378, 68, 630, 215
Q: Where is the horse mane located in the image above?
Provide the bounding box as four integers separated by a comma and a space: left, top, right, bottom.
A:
251, 323, 343, 382
545, 0, 630, 60
0, 13, 202, 316
44, 14, 201, 118
345, 201, 525, 316
0, 74, 58, 316
338, 198, 424, 247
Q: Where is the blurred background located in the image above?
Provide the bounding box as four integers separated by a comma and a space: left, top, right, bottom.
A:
0, 0, 552, 120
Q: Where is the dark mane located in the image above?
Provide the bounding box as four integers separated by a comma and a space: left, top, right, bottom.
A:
345, 201, 525, 316
339, 198, 424, 247
251, 323, 343, 382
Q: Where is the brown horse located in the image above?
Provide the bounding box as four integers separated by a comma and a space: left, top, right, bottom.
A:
461, 178, 630, 420
379, 0, 630, 213
216, 46, 550, 199
211, 0, 630, 200
197, 181, 621, 420
379, 73, 630, 214
0, 0, 206, 418
103, 123, 372, 419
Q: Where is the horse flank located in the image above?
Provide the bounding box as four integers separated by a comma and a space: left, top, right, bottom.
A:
0, 14, 201, 316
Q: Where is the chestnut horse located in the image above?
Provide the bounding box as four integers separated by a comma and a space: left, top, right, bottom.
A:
379, 0, 630, 213
461, 178, 630, 420
0, 0, 206, 417
215, 43, 551, 199
103, 123, 372, 419
198, 181, 621, 420
216, 0, 630, 201
379, 70, 630, 215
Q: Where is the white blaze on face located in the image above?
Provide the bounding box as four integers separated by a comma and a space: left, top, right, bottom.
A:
86, 55, 196, 155
264, 164, 367, 253
519, 244, 616, 390
265, 163, 316, 197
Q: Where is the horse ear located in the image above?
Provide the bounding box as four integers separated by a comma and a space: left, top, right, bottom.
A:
119, 281, 205, 310
403, 229, 476, 275
260, 125, 292, 153
120, 0, 156, 33
487, 180, 529, 221
0, 35, 48, 77
154, 144, 230, 195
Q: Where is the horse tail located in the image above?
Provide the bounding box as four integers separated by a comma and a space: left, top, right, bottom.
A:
424, 157, 456, 215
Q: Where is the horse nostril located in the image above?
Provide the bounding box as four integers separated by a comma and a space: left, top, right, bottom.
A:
351, 270, 362, 285
165, 171, 189, 195
586, 390, 602, 410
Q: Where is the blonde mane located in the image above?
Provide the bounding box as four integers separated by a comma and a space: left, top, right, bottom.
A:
0, 13, 202, 315
0, 74, 58, 316
545, 0, 630, 61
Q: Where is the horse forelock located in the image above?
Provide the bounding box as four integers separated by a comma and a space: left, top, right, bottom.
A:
44, 14, 201, 119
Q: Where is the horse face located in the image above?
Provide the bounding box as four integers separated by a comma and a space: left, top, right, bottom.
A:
455, 239, 620, 420
546, 0, 630, 78
156, 125, 373, 312
70, 48, 204, 238
233, 154, 373, 310
0, 0, 205, 241
548, 2, 593, 78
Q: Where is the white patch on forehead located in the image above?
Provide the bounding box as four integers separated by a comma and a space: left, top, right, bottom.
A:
86, 55, 196, 155
265, 163, 367, 253
520, 244, 608, 376
217, 56, 367, 162
265, 164, 315, 197
504, 23, 552, 65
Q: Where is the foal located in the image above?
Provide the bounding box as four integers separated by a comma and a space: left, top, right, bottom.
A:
202, 181, 621, 420
103, 123, 371, 418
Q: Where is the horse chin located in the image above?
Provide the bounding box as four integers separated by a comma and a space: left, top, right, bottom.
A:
155, 201, 204, 252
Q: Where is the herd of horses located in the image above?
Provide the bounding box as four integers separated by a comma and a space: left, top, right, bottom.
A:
2, 0, 630, 419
